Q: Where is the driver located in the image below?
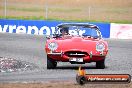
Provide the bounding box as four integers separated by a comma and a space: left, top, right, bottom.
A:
60, 27, 69, 37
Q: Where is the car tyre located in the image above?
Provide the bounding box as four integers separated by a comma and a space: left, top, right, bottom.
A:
96, 59, 105, 69
47, 56, 57, 69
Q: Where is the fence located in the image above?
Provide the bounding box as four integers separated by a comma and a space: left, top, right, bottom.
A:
0, 0, 131, 22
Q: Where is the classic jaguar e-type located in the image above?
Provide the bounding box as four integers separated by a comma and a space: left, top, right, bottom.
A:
45, 23, 108, 69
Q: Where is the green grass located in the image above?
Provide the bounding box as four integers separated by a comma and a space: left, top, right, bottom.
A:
2, 7, 43, 12
0, 16, 132, 24
0, 6, 81, 12
49, 8, 81, 12
0, 6, 131, 24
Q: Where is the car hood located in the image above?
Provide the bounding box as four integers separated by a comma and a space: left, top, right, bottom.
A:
46, 37, 107, 53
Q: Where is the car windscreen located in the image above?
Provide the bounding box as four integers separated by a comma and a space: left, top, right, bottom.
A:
55, 25, 100, 38
81, 28, 99, 37
68, 26, 100, 37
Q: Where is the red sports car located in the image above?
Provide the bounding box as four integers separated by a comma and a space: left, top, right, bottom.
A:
45, 23, 108, 69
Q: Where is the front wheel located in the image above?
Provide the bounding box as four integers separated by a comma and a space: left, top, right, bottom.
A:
96, 59, 105, 69
47, 56, 57, 69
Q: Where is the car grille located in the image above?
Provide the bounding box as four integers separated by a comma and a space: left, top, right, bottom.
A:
64, 51, 88, 57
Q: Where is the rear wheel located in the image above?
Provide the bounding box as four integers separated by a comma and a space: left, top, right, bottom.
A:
47, 56, 57, 69
96, 59, 105, 69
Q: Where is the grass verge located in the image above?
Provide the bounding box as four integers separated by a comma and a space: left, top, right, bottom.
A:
0, 16, 132, 24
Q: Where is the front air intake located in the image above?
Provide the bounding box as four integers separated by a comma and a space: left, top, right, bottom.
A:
65, 51, 88, 57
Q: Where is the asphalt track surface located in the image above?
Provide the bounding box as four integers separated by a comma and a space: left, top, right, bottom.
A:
0, 33, 132, 83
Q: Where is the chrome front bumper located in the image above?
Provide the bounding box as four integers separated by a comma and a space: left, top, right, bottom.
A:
47, 51, 63, 56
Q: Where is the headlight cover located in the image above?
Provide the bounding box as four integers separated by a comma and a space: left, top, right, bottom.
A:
96, 43, 105, 51
48, 42, 58, 51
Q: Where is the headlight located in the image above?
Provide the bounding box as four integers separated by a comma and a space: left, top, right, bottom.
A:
48, 42, 58, 51
96, 43, 105, 51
